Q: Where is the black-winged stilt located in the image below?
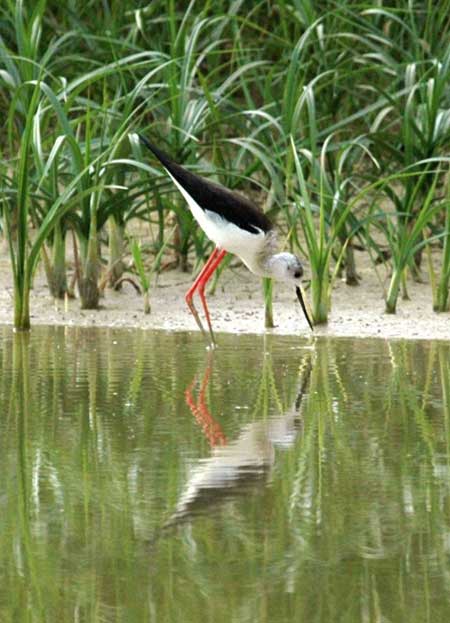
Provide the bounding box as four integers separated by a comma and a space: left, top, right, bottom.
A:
139, 135, 313, 343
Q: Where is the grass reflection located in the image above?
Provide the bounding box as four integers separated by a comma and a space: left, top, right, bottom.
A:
0, 328, 449, 622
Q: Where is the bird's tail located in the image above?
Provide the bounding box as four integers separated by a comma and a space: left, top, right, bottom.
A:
137, 134, 176, 171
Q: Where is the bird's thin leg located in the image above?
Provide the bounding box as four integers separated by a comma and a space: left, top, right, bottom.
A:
197, 249, 227, 345
185, 248, 221, 337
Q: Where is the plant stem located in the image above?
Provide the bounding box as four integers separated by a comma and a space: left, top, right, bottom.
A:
107, 216, 125, 289
345, 242, 359, 286
436, 280, 449, 312
401, 270, 410, 300
50, 220, 67, 298
435, 195, 450, 311
79, 206, 99, 309
263, 277, 274, 328
311, 270, 329, 324
385, 267, 402, 314
14, 277, 30, 330
143, 291, 151, 314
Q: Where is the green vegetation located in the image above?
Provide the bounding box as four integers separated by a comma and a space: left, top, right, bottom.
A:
1, 1, 449, 329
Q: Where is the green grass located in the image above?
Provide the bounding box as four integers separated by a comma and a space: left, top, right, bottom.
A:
1, 0, 449, 328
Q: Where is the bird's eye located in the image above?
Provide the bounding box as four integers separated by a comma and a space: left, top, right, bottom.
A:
294, 270, 302, 279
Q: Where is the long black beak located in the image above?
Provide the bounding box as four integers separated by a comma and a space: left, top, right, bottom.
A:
296, 286, 314, 332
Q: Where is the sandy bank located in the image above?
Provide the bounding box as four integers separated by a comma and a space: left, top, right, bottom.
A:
1, 248, 449, 341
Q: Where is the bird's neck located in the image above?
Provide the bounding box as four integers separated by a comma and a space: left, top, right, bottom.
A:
242, 252, 284, 279
260, 253, 287, 279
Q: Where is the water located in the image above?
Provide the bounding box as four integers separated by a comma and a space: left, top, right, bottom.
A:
0, 326, 449, 622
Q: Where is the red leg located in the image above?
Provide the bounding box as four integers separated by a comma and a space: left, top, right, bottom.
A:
185, 248, 227, 345
197, 249, 227, 344
185, 248, 220, 337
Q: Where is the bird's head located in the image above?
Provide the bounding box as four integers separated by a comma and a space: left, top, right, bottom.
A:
267, 253, 313, 331
269, 252, 304, 284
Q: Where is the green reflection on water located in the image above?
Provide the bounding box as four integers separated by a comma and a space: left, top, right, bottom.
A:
0, 326, 449, 622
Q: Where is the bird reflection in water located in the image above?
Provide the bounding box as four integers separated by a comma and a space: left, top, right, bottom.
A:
165, 352, 313, 529
184, 359, 227, 448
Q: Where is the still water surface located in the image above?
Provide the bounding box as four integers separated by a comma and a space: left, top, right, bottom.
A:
0, 326, 449, 622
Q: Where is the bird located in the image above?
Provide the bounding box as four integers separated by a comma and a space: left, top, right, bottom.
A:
138, 134, 313, 344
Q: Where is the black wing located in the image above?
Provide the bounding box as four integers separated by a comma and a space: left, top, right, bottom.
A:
139, 135, 273, 235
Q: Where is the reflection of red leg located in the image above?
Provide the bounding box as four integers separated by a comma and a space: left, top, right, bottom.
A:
197, 364, 227, 446
184, 362, 227, 447
185, 248, 227, 344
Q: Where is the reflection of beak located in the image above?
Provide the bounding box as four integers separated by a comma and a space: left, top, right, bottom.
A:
296, 286, 313, 331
